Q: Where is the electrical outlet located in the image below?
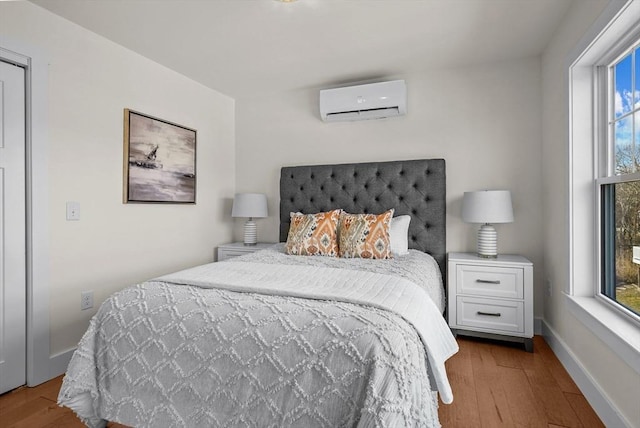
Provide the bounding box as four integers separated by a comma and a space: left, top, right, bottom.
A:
81, 290, 93, 310
66, 201, 80, 221
546, 279, 552, 297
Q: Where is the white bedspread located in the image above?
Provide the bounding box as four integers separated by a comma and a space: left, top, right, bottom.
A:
59, 255, 458, 427
159, 261, 458, 404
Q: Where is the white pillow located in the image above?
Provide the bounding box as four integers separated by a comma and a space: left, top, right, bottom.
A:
390, 215, 411, 256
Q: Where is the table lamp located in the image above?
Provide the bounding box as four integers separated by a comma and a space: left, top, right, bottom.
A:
462, 190, 514, 258
232, 193, 268, 246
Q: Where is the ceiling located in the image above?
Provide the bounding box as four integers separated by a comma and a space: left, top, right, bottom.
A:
30, 0, 575, 100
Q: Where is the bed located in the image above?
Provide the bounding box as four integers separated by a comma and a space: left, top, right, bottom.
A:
58, 158, 458, 428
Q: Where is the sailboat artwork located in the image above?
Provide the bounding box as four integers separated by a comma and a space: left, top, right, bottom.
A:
133, 144, 162, 169
123, 109, 196, 203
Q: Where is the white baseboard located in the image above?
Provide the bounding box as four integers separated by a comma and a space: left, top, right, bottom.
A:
49, 347, 76, 379
541, 319, 633, 428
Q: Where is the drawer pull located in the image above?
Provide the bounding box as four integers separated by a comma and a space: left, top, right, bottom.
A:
476, 279, 501, 284
477, 311, 501, 317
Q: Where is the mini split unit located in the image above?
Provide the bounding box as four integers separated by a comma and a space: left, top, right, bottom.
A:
319, 80, 407, 122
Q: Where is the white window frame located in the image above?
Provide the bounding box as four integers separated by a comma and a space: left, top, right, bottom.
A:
568, 0, 640, 376
595, 40, 640, 325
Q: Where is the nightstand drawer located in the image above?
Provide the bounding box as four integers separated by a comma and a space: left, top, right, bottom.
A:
218, 249, 249, 261
216, 242, 275, 262
456, 264, 523, 299
456, 296, 524, 334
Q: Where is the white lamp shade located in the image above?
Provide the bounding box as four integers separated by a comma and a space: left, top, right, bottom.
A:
231, 193, 268, 218
462, 190, 514, 224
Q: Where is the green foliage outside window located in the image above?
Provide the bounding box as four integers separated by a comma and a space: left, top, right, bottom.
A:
607, 47, 640, 316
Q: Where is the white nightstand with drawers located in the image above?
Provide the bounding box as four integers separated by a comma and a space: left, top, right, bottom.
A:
216, 242, 275, 262
447, 252, 534, 352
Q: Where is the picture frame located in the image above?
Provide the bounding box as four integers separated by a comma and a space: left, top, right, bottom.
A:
123, 109, 197, 204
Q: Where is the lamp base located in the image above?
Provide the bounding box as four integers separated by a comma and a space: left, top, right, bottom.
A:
244, 219, 257, 246
477, 253, 498, 259
476, 223, 498, 258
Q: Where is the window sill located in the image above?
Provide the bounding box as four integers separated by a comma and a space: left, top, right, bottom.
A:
565, 294, 640, 375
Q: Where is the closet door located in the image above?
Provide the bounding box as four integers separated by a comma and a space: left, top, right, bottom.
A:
0, 59, 27, 394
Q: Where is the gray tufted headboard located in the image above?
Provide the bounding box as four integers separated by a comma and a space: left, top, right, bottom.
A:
279, 159, 446, 276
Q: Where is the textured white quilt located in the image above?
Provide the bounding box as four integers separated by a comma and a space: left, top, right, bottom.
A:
59, 252, 458, 428
236, 244, 446, 313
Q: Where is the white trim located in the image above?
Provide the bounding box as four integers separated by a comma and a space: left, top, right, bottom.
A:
567, 60, 598, 296
0, 38, 51, 386
565, 295, 640, 375
566, 0, 638, 69
567, 0, 632, 296
542, 319, 634, 428
597, 170, 640, 184
567, 0, 640, 364
49, 347, 75, 379
0, 47, 28, 67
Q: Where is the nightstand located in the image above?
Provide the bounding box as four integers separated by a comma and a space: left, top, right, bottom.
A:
447, 252, 534, 352
216, 242, 275, 262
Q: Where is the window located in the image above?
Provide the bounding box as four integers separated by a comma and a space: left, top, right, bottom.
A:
567, 0, 640, 382
598, 42, 640, 322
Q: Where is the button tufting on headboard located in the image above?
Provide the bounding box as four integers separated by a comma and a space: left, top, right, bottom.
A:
279, 159, 446, 275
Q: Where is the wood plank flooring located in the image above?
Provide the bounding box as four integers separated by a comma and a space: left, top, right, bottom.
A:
438, 335, 604, 428
0, 375, 127, 428
0, 335, 603, 427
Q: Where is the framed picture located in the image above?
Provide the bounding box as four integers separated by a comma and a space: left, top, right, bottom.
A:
123, 109, 196, 203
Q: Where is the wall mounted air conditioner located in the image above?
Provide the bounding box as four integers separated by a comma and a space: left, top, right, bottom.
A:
319, 80, 407, 122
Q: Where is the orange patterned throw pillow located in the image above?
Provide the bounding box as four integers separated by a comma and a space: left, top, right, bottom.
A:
285, 209, 341, 256
338, 209, 394, 259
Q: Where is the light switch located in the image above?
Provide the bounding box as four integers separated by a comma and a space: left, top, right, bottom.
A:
66, 202, 80, 221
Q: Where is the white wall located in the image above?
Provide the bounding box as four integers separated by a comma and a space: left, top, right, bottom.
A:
542, 0, 640, 426
236, 58, 545, 316
0, 2, 235, 356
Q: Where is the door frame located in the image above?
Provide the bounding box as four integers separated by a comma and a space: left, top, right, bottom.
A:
0, 41, 50, 386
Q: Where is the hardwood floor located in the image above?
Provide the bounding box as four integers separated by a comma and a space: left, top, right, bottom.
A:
0, 376, 126, 428
439, 335, 604, 428
0, 335, 603, 427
